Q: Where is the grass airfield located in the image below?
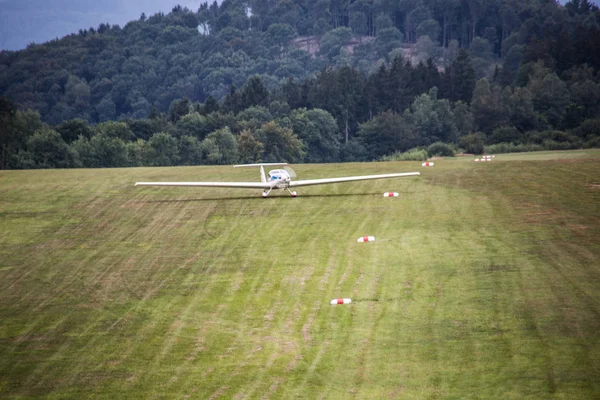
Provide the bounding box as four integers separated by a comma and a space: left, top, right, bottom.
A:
1, 150, 599, 399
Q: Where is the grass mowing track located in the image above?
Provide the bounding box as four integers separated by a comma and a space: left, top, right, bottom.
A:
0, 149, 599, 399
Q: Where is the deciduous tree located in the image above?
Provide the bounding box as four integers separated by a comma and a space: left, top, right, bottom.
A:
254, 121, 305, 162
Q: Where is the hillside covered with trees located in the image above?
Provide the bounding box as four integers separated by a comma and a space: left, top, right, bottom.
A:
1, 0, 599, 169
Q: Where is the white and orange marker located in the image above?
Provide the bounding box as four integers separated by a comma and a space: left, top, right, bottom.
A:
330, 298, 352, 305
357, 236, 375, 243
383, 192, 399, 197
422, 162, 434, 167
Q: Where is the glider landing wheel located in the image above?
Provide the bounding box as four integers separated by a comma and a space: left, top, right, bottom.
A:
291, 191, 297, 197
262, 191, 268, 198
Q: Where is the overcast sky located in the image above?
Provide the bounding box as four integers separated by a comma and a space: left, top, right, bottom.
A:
0, 0, 211, 50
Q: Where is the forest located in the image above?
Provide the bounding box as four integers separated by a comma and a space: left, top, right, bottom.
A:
1, 0, 599, 169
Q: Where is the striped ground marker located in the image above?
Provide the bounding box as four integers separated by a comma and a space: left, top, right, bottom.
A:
383, 192, 399, 197
357, 236, 375, 243
330, 298, 352, 305
422, 162, 434, 167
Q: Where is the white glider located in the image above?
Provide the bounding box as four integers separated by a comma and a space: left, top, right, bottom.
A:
135, 163, 420, 197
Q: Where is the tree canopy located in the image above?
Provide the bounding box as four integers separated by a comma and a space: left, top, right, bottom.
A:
0, 0, 599, 169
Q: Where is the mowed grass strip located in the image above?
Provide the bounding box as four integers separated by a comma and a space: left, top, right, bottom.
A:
0, 151, 598, 399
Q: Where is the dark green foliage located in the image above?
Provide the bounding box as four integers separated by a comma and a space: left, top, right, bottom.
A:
358, 112, 416, 158
57, 119, 94, 143
240, 76, 269, 110
460, 132, 486, 154
339, 141, 369, 162
443, 49, 476, 103
96, 94, 117, 122
126, 139, 151, 167
178, 135, 203, 165
525, 130, 580, 145
222, 85, 243, 114
203, 112, 238, 136
201, 127, 238, 165
254, 121, 305, 163
416, 20, 441, 42
504, 87, 538, 132
176, 112, 209, 140
202, 96, 220, 115
427, 142, 456, 157
237, 106, 273, 127
95, 121, 134, 141
572, 118, 600, 140
280, 78, 305, 110
26, 127, 74, 168
168, 98, 191, 123
526, 63, 570, 127
453, 101, 475, 136
375, 28, 404, 58
126, 119, 157, 141
385, 57, 412, 114
319, 27, 353, 59
265, 23, 296, 47
562, 66, 600, 126
0, 0, 599, 169
471, 78, 508, 134
499, 44, 524, 85
470, 37, 493, 60
0, 97, 18, 169
237, 129, 264, 164
147, 132, 180, 166
415, 37, 441, 64
268, 101, 290, 118
349, 12, 368, 36
489, 126, 521, 144
290, 108, 341, 162
72, 134, 129, 168
406, 87, 458, 144
308, 67, 366, 143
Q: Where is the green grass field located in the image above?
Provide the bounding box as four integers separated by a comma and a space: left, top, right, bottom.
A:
1, 150, 599, 399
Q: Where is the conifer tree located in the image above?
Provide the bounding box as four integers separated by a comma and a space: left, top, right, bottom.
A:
240, 76, 269, 110
443, 49, 475, 103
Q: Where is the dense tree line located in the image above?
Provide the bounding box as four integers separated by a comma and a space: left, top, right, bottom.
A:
2, 50, 598, 169
1, 0, 599, 169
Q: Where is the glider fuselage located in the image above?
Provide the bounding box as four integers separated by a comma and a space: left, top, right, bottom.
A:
267, 169, 291, 188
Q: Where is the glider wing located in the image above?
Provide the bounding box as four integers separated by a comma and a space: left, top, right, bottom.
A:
135, 181, 276, 189
289, 172, 420, 188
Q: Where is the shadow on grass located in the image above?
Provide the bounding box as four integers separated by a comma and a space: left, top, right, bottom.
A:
353, 297, 400, 302
144, 192, 410, 202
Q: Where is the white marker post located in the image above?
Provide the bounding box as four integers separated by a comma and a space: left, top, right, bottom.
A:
330, 298, 352, 305
357, 236, 375, 243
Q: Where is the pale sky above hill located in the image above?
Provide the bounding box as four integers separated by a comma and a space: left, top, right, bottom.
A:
0, 0, 215, 50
